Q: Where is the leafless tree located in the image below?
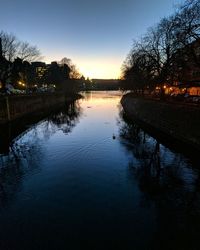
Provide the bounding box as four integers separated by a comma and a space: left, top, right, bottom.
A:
17, 41, 41, 62
59, 57, 81, 79
0, 31, 19, 62
174, 0, 200, 66
121, 0, 200, 91
0, 30, 41, 62
175, 0, 200, 43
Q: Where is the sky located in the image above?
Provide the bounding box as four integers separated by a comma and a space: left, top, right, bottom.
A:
1, 0, 182, 79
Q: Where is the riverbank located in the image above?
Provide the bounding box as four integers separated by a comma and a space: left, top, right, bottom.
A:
0, 92, 82, 124
121, 93, 200, 153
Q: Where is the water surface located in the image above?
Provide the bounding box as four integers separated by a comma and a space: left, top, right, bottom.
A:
0, 91, 199, 249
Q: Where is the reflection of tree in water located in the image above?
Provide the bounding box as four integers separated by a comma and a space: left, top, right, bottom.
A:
28, 101, 82, 141
0, 127, 43, 209
119, 110, 200, 250
48, 101, 81, 134
0, 101, 81, 208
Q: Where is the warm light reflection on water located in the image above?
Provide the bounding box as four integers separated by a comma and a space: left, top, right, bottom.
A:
0, 91, 199, 250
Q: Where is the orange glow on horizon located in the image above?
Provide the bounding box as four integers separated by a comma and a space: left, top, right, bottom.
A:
79, 63, 120, 79
44, 56, 121, 79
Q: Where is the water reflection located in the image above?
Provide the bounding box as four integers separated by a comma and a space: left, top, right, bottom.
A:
119, 110, 200, 249
38, 101, 81, 139
0, 91, 199, 249
0, 101, 81, 208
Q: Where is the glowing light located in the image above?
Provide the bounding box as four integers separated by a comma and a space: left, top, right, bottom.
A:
76, 60, 121, 79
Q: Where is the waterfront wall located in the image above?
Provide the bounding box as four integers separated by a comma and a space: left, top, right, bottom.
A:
121, 93, 200, 151
0, 93, 79, 124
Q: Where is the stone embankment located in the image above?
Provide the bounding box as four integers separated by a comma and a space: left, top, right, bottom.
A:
0, 93, 81, 124
121, 93, 200, 152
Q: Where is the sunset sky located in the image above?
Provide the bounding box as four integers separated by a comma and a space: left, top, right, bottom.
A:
1, 0, 181, 79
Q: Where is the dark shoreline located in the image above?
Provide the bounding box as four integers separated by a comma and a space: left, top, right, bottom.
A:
0, 92, 82, 124
0, 94, 82, 155
121, 93, 200, 157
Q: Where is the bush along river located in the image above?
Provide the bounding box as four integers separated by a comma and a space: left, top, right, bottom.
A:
0, 91, 199, 250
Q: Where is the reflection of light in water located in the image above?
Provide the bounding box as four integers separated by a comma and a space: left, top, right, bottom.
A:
0, 91, 199, 250
81, 91, 122, 101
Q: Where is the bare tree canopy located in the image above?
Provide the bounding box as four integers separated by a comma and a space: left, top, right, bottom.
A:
0, 30, 41, 62
59, 57, 81, 79
18, 42, 41, 62
0, 31, 19, 61
121, 0, 200, 91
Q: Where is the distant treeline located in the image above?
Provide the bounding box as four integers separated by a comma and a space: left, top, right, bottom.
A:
121, 0, 200, 92
88, 79, 120, 90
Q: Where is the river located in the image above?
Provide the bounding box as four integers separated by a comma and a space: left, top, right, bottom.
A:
0, 91, 199, 250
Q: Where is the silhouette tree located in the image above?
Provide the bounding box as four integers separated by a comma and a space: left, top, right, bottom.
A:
121, 0, 200, 91
59, 57, 81, 79
0, 31, 41, 62
0, 31, 41, 89
17, 41, 41, 62
0, 37, 12, 89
